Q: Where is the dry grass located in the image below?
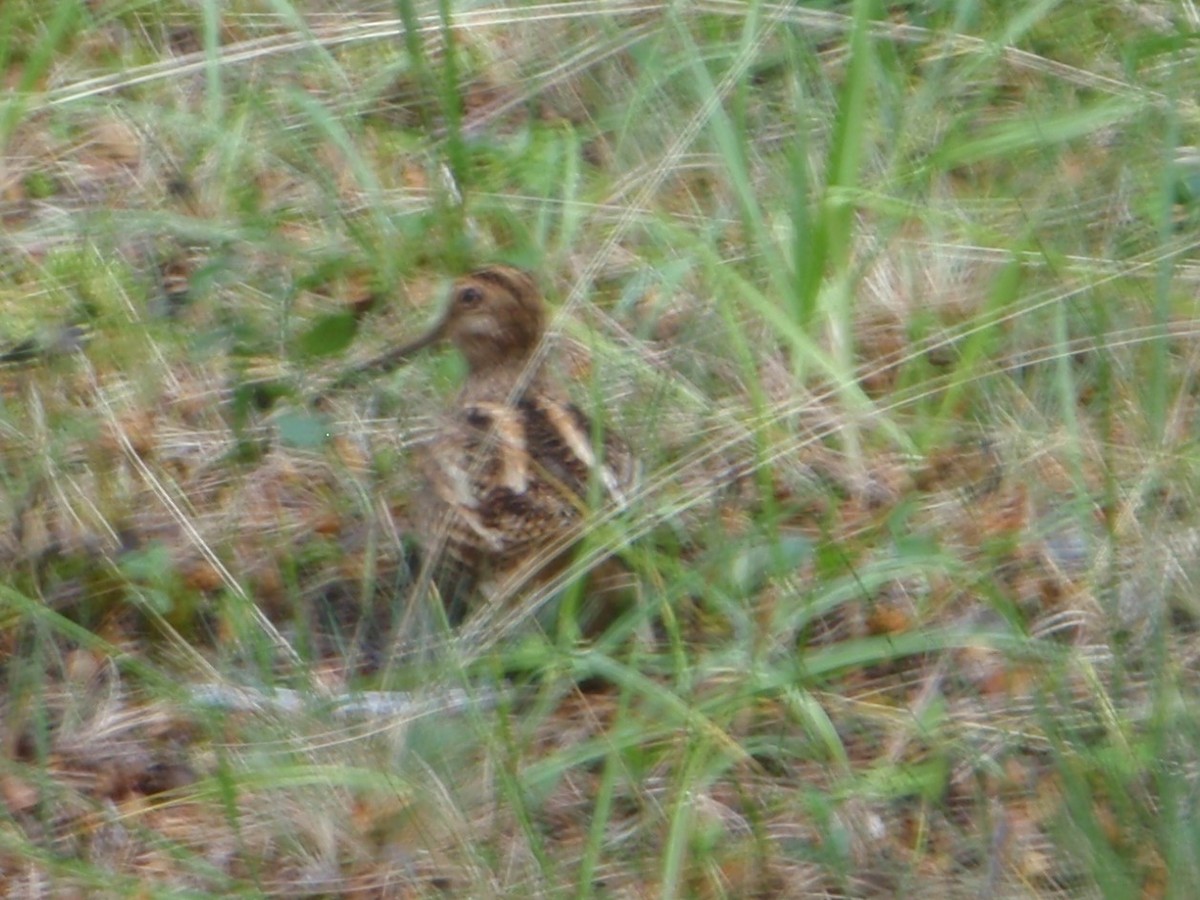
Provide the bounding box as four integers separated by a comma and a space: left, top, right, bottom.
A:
2, 0, 1199, 896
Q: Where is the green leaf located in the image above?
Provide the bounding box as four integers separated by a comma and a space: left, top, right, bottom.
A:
727, 533, 813, 597
295, 313, 358, 359
276, 410, 330, 449
134, 587, 174, 616
932, 99, 1138, 169
118, 542, 173, 585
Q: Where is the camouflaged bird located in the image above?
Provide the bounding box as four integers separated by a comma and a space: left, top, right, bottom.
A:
346, 266, 637, 616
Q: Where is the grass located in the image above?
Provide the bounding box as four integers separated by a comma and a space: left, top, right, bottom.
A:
2, 0, 1200, 895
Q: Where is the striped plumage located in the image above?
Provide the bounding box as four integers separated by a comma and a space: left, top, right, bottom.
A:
368, 266, 636, 612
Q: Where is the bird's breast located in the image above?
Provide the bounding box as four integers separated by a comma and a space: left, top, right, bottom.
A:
418, 394, 634, 565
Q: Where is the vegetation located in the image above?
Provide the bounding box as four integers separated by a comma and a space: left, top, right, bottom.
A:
2, 0, 1199, 895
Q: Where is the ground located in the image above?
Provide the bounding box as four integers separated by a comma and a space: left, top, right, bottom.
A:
1, 1, 1199, 896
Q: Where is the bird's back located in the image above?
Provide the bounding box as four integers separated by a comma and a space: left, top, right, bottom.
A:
418, 392, 635, 585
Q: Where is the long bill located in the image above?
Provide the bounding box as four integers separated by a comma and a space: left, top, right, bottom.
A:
328, 319, 447, 391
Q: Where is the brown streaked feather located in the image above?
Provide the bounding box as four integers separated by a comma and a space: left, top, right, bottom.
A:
384, 266, 636, 611
420, 397, 632, 568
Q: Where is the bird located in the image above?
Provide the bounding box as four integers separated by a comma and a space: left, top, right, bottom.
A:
341, 265, 637, 626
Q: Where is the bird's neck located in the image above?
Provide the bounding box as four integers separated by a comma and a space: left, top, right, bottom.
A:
460, 355, 553, 405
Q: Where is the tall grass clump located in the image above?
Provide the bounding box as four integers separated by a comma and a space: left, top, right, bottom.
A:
1, 0, 1198, 895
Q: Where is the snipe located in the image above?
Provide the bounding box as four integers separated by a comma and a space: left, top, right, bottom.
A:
345, 265, 637, 619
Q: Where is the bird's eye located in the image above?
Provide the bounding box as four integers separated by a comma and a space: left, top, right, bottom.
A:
457, 286, 483, 307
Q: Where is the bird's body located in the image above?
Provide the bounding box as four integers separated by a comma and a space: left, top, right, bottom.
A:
353, 266, 635, 616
